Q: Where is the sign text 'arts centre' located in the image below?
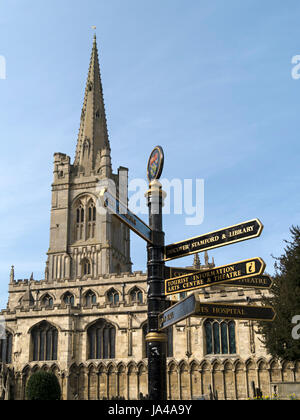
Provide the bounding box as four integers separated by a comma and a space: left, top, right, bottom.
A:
165, 257, 265, 295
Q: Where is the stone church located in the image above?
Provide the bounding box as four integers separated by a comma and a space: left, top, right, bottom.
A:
0, 36, 299, 400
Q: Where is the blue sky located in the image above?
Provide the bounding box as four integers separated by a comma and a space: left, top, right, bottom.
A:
0, 0, 300, 308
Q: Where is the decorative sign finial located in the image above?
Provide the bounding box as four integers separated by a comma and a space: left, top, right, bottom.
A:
147, 146, 164, 183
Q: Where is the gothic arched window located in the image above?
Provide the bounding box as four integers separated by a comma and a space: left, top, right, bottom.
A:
204, 319, 236, 355
62, 292, 75, 306
31, 321, 58, 361
0, 330, 13, 364
107, 289, 119, 306
41, 294, 54, 308
74, 196, 96, 242
87, 320, 116, 360
130, 287, 143, 304
84, 290, 97, 306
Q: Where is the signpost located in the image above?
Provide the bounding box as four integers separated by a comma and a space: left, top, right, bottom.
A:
144, 146, 168, 401
164, 257, 266, 296
164, 219, 263, 261
98, 144, 275, 401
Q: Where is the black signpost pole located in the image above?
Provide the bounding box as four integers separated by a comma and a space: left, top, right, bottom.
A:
145, 179, 168, 400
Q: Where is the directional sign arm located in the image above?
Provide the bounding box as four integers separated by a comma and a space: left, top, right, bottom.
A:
195, 302, 276, 322
224, 275, 273, 289
164, 257, 266, 296
164, 219, 264, 261
158, 294, 197, 330
165, 267, 272, 290
159, 293, 276, 328
99, 188, 153, 244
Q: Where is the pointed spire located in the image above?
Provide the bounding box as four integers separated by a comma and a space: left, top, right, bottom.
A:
74, 35, 111, 175
193, 253, 200, 269
204, 251, 209, 266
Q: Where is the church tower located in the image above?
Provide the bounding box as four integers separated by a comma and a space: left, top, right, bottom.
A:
46, 35, 132, 282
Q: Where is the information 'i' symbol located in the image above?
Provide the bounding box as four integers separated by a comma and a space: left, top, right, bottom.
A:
246, 261, 255, 274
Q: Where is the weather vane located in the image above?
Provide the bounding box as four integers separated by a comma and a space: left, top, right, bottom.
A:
91, 26, 97, 41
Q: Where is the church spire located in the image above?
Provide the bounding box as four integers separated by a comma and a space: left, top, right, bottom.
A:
74, 34, 111, 176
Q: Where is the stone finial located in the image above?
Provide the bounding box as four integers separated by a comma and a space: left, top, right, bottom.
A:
45, 262, 49, 281
204, 251, 209, 266
193, 253, 200, 269
10, 266, 15, 283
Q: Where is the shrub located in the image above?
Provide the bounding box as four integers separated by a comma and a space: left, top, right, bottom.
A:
26, 371, 61, 400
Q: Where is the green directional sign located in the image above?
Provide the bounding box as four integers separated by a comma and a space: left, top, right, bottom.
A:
164, 267, 272, 289
164, 219, 263, 261
164, 257, 265, 296
99, 188, 153, 244
195, 302, 276, 322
